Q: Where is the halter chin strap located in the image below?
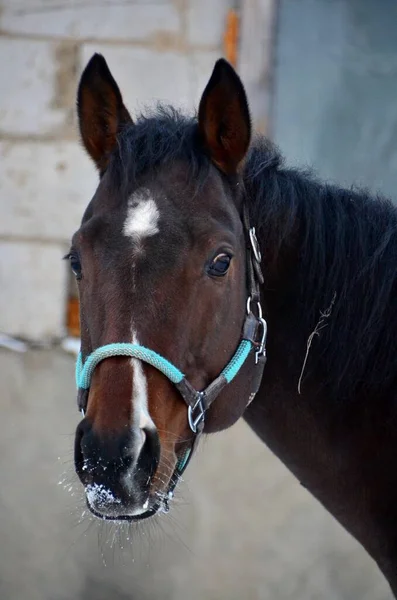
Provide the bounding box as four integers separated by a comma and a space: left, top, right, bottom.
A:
75, 204, 267, 494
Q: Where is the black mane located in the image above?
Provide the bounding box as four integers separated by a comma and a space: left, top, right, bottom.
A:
245, 139, 397, 398
111, 105, 210, 195
112, 106, 397, 399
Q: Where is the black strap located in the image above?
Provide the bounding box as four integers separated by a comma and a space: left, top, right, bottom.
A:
243, 204, 264, 301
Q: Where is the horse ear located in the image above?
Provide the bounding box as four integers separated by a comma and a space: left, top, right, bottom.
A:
198, 59, 251, 175
77, 54, 133, 173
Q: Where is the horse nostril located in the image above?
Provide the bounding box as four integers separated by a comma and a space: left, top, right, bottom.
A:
137, 427, 160, 479
75, 419, 133, 481
74, 417, 160, 499
143, 427, 159, 459
74, 418, 91, 483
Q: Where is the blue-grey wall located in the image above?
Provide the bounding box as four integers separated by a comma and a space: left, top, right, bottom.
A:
274, 0, 397, 200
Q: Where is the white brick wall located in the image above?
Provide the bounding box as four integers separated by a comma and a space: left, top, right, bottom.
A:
0, 39, 66, 136
0, 0, 236, 341
0, 141, 96, 241
0, 1, 180, 41
0, 241, 68, 340
80, 45, 193, 113
187, 0, 232, 46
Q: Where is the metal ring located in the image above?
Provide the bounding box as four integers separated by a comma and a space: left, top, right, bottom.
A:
246, 296, 263, 320
188, 393, 205, 433
246, 297, 252, 315
256, 301, 263, 320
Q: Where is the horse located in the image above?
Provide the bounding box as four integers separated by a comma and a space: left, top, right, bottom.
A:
69, 53, 397, 595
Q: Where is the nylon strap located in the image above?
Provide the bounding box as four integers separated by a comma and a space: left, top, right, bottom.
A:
76, 339, 253, 398
243, 204, 264, 300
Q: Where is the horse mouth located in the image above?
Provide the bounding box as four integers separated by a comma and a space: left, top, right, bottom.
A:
84, 482, 172, 522
86, 497, 158, 521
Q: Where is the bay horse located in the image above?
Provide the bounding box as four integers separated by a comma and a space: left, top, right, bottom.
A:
70, 53, 397, 594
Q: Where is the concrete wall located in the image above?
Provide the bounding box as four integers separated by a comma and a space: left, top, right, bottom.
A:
0, 0, 233, 341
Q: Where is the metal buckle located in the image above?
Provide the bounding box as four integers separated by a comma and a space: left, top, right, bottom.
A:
255, 317, 267, 364
246, 297, 267, 364
188, 392, 205, 433
249, 227, 262, 263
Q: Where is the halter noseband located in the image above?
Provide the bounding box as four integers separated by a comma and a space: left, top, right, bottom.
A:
75, 205, 267, 495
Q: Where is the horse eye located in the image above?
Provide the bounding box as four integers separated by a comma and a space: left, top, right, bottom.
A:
208, 253, 231, 277
68, 254, 82, 280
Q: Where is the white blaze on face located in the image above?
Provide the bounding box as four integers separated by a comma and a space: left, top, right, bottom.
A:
122, 190, 158, 453
131, 333, 155, 455
123, 188, 160, 241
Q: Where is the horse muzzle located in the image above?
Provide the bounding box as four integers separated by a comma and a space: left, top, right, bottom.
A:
74, 416, 163, 521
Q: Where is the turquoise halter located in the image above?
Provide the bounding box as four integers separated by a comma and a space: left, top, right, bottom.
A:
76, 337, 254, 438
76, 320, 263, 475
76, 340, 252, 393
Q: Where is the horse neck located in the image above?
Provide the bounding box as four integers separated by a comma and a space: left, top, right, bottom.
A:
245, 156, 371, 406
243, 163, 397, 576
246, 150, 397, 402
